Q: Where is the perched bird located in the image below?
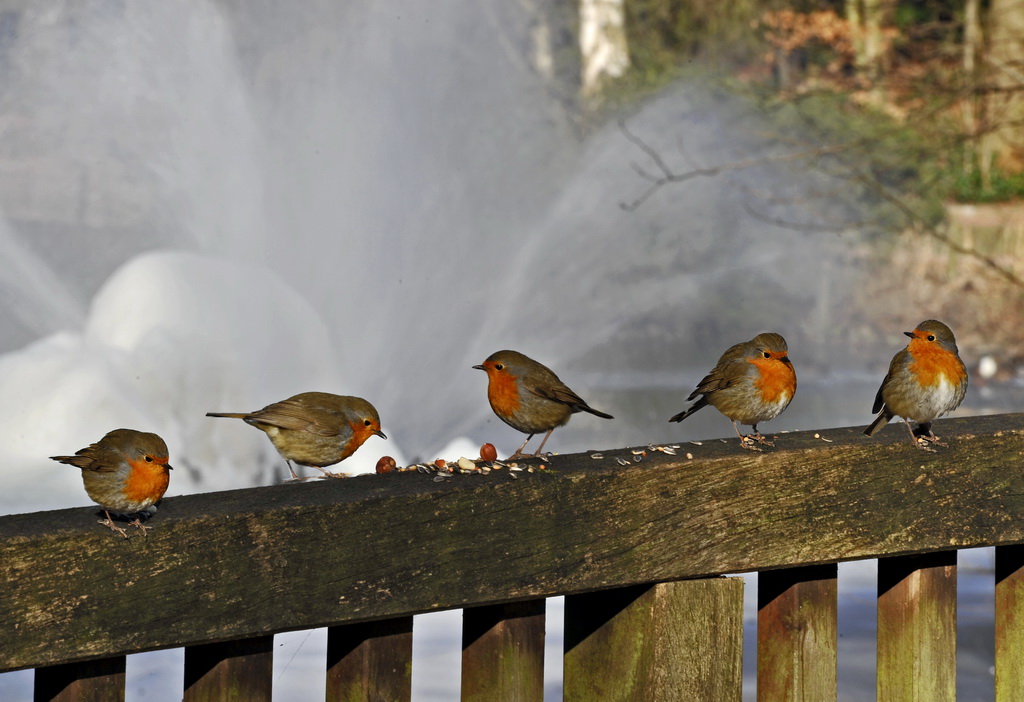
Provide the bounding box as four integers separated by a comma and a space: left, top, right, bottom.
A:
669, 333, 796, 449
864, 319, 968, 450
474, 350, 613, 458
207, 392, 385, 478
50, 429, 172, 538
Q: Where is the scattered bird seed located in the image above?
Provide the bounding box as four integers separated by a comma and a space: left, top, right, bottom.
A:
633, 454, 642, 463
631, 449, 645, 455
510, 472, 518, 480
660, 447, 677, 455
686, 452, 693, 460
591, 453, 604, 459
510, 466, 524, 472
457, 457, 476, 471
690, 441, 703, 446
615, 457, 630, 466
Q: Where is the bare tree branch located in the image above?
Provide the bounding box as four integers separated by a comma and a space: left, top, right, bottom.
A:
616, 119, 858, 211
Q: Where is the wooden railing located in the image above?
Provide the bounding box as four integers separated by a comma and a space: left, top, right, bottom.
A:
3, 413, 1024, 701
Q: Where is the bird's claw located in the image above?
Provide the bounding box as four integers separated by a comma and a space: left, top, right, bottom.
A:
98, 518, 130, 539
738, 436, 765, 452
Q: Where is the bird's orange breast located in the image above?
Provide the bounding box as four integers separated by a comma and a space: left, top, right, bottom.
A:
907, 339, 966, 388
123, 459, 170, 505
345, 422, 375, 459
486, 370, 522, 419
750, 356, 796, 404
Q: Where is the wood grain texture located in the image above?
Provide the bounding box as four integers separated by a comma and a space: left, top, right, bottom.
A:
461, 600, 545, 702
2, 414, 1022, 672
757, 564, 837, 701
564, 578, 743, 701
183, 635, 273, 702
326, 617, 412, 702
33, 656, 125, 702
877, 552, 957, 702
996, 545, 1024, 702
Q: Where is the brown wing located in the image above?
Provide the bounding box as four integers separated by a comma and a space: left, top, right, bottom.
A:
688, 359, 749, 399
50, 444, 121, 473
525, 378, 614, 419
246, 396, 344, 437
871, 348, 907, 414
686, 340, 755, 400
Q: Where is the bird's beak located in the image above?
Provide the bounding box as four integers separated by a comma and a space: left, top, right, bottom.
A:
374, 429, 387, 440
166, 464, 174, 470
903, 331, 916, 339
472, 364, 485, 370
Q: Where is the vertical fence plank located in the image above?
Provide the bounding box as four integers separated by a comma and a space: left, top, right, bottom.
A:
326, 617, 413, 702
757, 564, 838, 701
996, 544, 1024, 702
877, 551, 956, 702
461, 599, 545, 702
34, 656, 126, 702
183, 636, 273, 702
564, 578, 743, 701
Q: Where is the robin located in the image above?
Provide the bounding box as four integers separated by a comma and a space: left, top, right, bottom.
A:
669, 333, 796, 449
864, 319, 968, 450
206, 392, 386, 478
474, 350, 613, 458
50, 429, 172, 538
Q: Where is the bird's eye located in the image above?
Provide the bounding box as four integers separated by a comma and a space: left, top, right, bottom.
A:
144, 456, 153, 462
364, 419, 372, 427
926, 335, 935, 341
763, 351, 771, 359
495, 363, 504, 370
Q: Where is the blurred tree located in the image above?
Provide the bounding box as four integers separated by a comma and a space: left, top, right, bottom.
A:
981, 0, 1024, 177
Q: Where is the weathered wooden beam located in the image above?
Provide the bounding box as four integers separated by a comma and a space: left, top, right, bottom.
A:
757, 564, 837, 701
182, 635, 273, 702
461, 600, 545, 701
996, 544, 1024, 702
877, 552, 957, 701
33, 656, 125, 702
564, 578, 743, 700
326, 617, 413, 702
2, 414, 1023, 672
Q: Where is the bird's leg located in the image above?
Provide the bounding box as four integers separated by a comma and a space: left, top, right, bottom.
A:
98, 510, 130, 539
748, 423, 775, 447
284, 460, 302, 480
914, 422, 946, 447
532, 429, 556, 457
508, 434, 535, 460
127, 515, 153, 535
311, 465, 345, 479
733, 422, 762, 452
903, 418, 937, 452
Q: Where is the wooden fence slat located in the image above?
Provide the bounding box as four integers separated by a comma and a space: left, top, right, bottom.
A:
877, 552, 956, 702
33, 656, 125, 702
326, 617, 413, 702
757, 564, 838, 701
461, 599, 545, 702
183, 635, 273, 702
563, 578, 743, 701
996, 544, 1024, 702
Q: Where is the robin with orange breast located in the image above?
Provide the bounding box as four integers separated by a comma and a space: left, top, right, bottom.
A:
864, 319, 968, 450
669, 332, 796, 450
207, 392, 386, 479
474, 350, 613, 459
50, 429, 172, 538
